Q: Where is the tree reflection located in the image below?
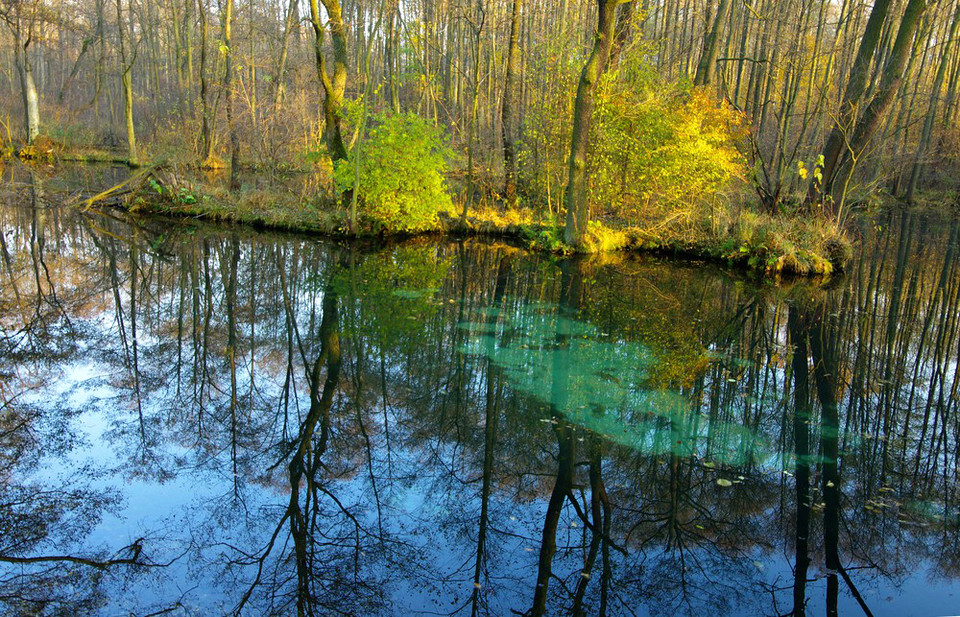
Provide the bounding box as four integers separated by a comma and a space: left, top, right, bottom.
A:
1, 168, 959, 615
470, 254, 511, 617
1, 171, 170, 614
788, 303, 812, 617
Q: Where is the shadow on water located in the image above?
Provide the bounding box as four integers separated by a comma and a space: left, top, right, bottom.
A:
1, 166, 960, 615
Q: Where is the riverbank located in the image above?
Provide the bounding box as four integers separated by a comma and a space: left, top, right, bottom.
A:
130, 169, 851, 277
3, 156, 851, 276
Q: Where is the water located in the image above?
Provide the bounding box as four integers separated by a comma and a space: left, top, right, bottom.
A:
1, 164, 959, 616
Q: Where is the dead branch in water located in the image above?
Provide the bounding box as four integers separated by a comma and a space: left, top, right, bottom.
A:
68, 163, 163, 209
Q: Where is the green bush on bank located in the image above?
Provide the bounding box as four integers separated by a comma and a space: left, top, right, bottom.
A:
334, 111, 453, 233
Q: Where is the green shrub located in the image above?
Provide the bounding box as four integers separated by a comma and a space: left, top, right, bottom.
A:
589, 74, 746, 223
518, 39, 745, 225
334, 112, 453, 232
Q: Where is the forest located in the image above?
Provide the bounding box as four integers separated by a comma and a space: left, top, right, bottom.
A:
3, 2, 960, 615
2, 0, 958, 264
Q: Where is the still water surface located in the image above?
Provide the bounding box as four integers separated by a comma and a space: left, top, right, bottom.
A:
1, 165, 959, 616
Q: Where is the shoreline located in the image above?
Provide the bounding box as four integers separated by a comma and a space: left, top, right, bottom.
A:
133, 190, 852, 278
4, 155, 853, 277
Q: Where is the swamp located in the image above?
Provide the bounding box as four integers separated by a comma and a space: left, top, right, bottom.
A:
4, 0, 960, 615
1, 164, 959, 615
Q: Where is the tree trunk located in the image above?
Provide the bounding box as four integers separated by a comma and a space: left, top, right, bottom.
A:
14, 38, 40, 144
115, 0, 138, 167
385, 0, 400, 113
274, 0, 299, 111
693, 0, 732, 86
810, 0, 893, 203
461, 0, 485, 224
311, 0, 349, 163
831, 0, 927, 208
905, 3, 960, 203
610, 1, 635, 66
941, 25, 960, 129
501, 0, 522, 204
563, 0, 627, 248
198, 0, 214, 162
184, 0, 194, 95
223, 0, 240, 190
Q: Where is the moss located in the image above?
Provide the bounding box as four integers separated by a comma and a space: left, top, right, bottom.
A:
143, 193, 342, 236
517, 224, 569, 253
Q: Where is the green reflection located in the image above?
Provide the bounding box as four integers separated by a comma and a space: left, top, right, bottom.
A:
332, 246, 451, 350
461, 302, 770, 465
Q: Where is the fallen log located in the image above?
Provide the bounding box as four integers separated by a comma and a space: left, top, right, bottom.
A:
68, 163, 164, 209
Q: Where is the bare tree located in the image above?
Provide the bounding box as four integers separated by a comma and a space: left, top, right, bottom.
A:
1, 0, 45, 143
